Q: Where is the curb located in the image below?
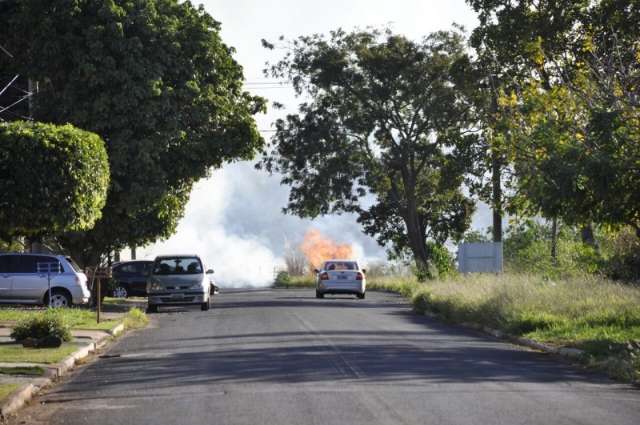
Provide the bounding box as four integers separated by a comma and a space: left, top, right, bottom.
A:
0, 324, 126, 419
109, 323, 125, 337
423, 310, 585, 360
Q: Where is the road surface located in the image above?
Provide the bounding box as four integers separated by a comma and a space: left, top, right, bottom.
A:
13, 289, 640, 425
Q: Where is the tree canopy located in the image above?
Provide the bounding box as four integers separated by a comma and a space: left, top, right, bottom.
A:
0, 121, 110, 239
467, 0, 640, 235
260, 29, 476, 275
0, 0, 265, 264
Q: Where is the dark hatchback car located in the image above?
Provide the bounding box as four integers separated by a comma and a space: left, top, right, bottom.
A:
111, 260, 154, 298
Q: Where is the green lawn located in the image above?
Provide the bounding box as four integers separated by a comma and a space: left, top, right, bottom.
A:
0, 366, 45, 376
0, 308, 119, 331
0, 343, 80, 364
0, 383, 19, 401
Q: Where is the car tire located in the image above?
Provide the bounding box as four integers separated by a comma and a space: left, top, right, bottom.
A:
201, 297, 211, 311
46, 290, 72, 308
357, 293, 365, 299
316, 291, 324, 299
146, 304, 158, 314
112, 285, 128, 299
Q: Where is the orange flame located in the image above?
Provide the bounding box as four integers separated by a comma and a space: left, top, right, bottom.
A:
300, 229, 354, 272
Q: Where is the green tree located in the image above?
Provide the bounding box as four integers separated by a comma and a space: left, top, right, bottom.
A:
0, 121, 109, 240
467, 0, 640, 252
260, 29, 476, 276
0, 0, 265, 265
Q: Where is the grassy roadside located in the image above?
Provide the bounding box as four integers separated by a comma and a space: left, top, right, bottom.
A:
122, 307, 148, 330
0, 366, 45, 376
0, 343, 79, 364
278, 273, 640, 383
0, 383, 19, 403
0, 308, 119, 331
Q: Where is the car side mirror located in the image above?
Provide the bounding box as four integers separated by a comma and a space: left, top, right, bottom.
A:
206, 269, 214, 274
362, 269, 366, 274
313, 269, 320, 274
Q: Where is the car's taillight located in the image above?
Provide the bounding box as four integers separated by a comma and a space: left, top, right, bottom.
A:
356, 272, 363, 280
320, 272, 329, 280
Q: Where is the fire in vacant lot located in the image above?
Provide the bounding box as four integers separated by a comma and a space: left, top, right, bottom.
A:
300, 229, 353, 272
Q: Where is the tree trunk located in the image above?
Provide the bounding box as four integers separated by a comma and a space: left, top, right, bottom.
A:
404, 205, 429, 279
26, 236, 43, 253
114, 250, 121, 262
580, 224, 597, 250
131, 246, 137, 260
550, 217, 558, 263
491, 153, 503, 243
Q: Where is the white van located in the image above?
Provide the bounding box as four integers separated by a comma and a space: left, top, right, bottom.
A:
0, 253, 91, 307
146, 255, 214, 313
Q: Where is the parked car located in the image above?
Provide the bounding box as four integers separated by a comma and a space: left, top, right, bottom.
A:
315, 259, 366, 299
146, 255, 215, 313
0, 253, 91, 307
111, 260, 154, 298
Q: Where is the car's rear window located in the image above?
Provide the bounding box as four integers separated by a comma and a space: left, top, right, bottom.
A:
153, 257, 203, 275
325, 261, 358, 271
66, 257, 82, 272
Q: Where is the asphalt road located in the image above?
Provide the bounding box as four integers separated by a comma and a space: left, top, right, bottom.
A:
13, 289, 640, 425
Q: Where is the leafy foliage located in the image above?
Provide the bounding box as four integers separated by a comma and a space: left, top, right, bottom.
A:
0, 0, 265, 264
468, 0, 640, 235
11, 310, 73, 343
0, 121, 109, 239
261, 28, 475, 274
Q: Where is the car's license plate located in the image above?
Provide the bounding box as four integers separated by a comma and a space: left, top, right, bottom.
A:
338, 275, 347, 279
171, 293, 184, 299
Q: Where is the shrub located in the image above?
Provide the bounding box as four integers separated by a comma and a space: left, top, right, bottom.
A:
274, 271, 291, 287
0, 121, 110, 238
123, 307, 148, 330
10, 310, 72, 342
600, 227, 640, 281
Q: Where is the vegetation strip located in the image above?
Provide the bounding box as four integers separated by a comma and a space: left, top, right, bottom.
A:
0, 308, 119, 331
0, 366, 45, 376
0, 384, 20, 403
0, 344, 80, 364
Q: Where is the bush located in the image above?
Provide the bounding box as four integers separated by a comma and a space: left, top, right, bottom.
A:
0, 121, 110, 238
600, 227, 640, 281
10, 310, 73, 342
123, 307, 148, 330
502, 219, 603, 277
274, 271, 291, 287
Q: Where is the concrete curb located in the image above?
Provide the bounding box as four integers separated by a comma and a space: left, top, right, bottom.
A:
423, 311, 586, 361
0, 325, 126, 419
109, 323, 125, 337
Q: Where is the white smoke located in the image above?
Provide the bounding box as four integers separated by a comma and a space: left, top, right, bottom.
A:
139, 166, 283, 288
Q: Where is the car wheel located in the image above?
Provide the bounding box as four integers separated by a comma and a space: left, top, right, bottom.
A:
146, 304, 158, 314
112, 286, 128, 298
316, 291, 324, 299
357, 293, 365, 299
201, 298, 210, 311
48, 290, 72, 308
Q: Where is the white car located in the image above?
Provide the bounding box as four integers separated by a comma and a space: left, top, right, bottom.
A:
315, 260, 366, 299
146, 255, 214, 313
0, 253, 91, 307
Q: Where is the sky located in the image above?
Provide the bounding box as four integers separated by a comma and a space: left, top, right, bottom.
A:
140, 0, 487, 287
